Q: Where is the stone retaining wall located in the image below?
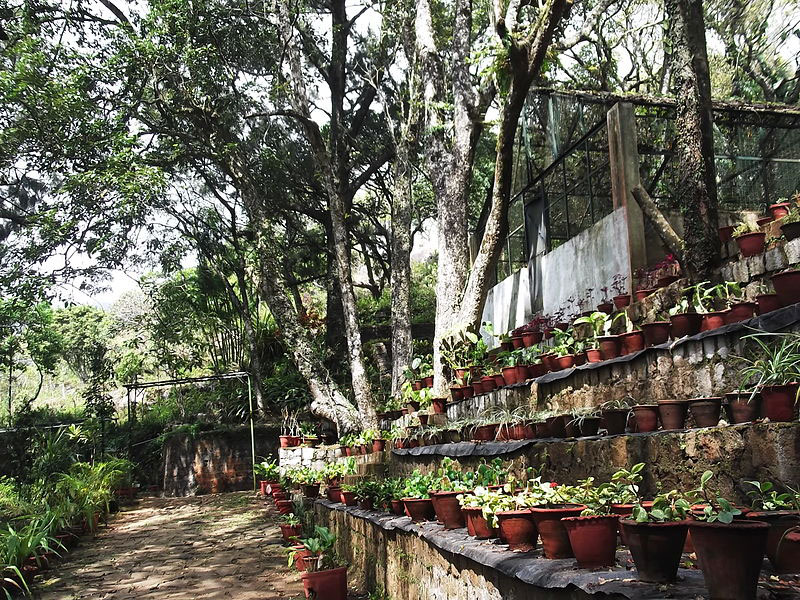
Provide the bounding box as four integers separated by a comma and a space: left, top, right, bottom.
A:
279, 445, 345, 471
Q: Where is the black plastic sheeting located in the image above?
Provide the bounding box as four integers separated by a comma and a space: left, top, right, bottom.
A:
447, 302, 800, 394
316, 499, 711, 599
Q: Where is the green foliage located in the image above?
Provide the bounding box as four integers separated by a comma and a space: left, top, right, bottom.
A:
745, 480, 800, 511
402, 471, 435, 499
737, 332, 800, 389
254, 459, 280, 481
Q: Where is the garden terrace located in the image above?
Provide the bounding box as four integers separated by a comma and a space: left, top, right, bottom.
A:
311, 498, 794, 600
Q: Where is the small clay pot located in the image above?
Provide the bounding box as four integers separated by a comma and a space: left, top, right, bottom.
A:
586, 348, 602, 363
701, 312, 726, 331
756, 294, 781, 315
462, 506, 495, 539
546, 415, 567, 438
641, 322, 671, 347
631, 405, 659, 432
555, 354, 576, 370
669, 313, 703, 338
601, 408, 629, 435
620, 519, 688, 583
760, 384, 798, 422
725, 302, 757, 324
496, 510, 538, 552
657, 399, 688, 430
530, 504, 587, 559
724, 392, 760, 424
769, 202, 792, 220
688, 397, 722, 428
579, 416, 601, 437
772, 269, 800, 307
563, 415, 579, 438
562, 515, 620, 568
390, 499, 405, 515
597, 335, 621, 360
613, 294, 632, 309
735, 231, 766, 257
781, 221, 800, 242
402, 498, 435, 522
501, 366, 518, 386
339, 491, 358, 506
534, 421, 550, 438
620, 331, 645, 355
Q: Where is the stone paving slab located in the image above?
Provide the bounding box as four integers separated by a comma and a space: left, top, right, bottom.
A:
34, 492, 306, 600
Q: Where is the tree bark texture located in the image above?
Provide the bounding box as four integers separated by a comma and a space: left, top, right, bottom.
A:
390, 143, 413, 396
665, 0, 720, 280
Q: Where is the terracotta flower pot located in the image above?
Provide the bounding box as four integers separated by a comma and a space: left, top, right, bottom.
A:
390, 499, 405, 515
501, 366, 518, 386
358, 497, 374, 510
280, 524, 303, 543
725, 301, 757, 325
641, 322, 670, 347
511, 336, 524, 349
432, 397, 447, 414
462, 506, 496, 539
372, 439, 386, 452
632, 405, 659, 432
472, 380, 485, 395
602, 408, 629, 435
736, 231, 767, 257
276, 499, 294, 515
579, 416, 602, 437
481, 376, 497, 392
760, 384, 798, 421
472, 423, 498, 442
541, 353, 559, 371
701, 311, 726, 331
496, 510, 538, 551
597, 302, 614, 314
424, 375, 434, 387
778, 530, 800, 573
462, 386, 475, 399
259, 480, 270, 495
301, 566, 348, 600
526, 363, 546, 379
562, 515, 620, 568
745, 510, 800, 573
597, 335, 621, 360
413, 380, 423, 391
302, 484, 320, 499
635, 288, 655, 301
688, 520, 768, 600
586, 348, 603, 363
431, 491, 465, 529
292, 545, 312, 572
669, 313, 703, 338
564, 416, 579, 438
522, 331, 542, 347
573, 352, 587, 366
620, 331, 645, 355
533, 421, 550, 438
724, 392, 760, 424
688, 397, 722, 427
657, 400, 688, 430
769, 202, 792, 220
493, 374, 505, 388
756, 293, 781, 315
772, 269, 800, 306
530, 504, 587, 559
403, 498, 435, 522
719, 225, 734, 243
339, 491, 357, 506
514, 364, 529, 383
757, 216, 773, 226
279, 435, 295, 448
555, 354, 576, 369
781, 221, 800, 242
546, 415, 567, 438
613, 294, 631, 309
450, 386, 464, 401
620, 519, 688, 583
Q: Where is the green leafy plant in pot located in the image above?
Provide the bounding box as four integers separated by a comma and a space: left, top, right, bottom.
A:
744, 480, 800, 573
401, 471, 435, 522
560, 478, 620, 568
737, 331, 800, 421
688, 471, 769, 600
293, 526, 347, 600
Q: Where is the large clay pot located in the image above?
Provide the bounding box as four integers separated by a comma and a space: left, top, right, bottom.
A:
735, 231, 767, 257
496, 510, 538, 552
688, 397, 722, 428
779, 531, 800, 573
431, 491, 465, 529
724, 393, 761, 424
772, 269, 800, 306
620, 519, 688, 583
632, 405, 659, 432
530, 504, 587, 559
658, 399, 688, 430
688, 520, 768, 600
602, 409, 629, 435
402, 498, 435, 522
760, 384, 798, 421
562, 515, 620, 568
745, 510, 800, 573
462, 506, 496, 539
597, 335, 621, 360
641, 322, 671, 347
301, 566, 348, 600
670, 313, 703, 338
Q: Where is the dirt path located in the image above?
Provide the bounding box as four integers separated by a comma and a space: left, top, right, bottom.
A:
34, 492, 306, 600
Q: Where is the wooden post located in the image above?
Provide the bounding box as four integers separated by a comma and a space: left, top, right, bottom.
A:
607, 102, 648, 291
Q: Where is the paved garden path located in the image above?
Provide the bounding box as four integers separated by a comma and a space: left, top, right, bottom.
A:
34, 492, 306, 600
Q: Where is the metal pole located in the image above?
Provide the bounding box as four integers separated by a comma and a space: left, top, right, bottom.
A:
247, 374, 257, 492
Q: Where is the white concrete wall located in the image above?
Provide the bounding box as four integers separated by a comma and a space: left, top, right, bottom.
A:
481, 207, 630, 342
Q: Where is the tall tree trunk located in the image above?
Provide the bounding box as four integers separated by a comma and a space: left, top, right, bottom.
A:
666, 0, 720, 280
324, 227, 346, 364
390, 143, 413, 396
458, 0, 569, 329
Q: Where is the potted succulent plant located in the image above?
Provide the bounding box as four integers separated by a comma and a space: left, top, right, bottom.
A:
744, 480, 800, 573
296, 527, 348, 600
733, 219, 767, 257
688, 471, 769, 600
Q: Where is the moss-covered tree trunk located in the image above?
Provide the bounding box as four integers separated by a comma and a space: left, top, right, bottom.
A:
666, 0, 720, 280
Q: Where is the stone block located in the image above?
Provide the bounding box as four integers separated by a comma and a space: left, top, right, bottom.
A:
765, 246, 788, 273
787, 238, 800, 265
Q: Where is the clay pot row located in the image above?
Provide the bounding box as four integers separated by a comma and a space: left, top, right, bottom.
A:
342, 439, 386, 456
